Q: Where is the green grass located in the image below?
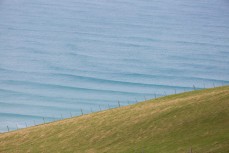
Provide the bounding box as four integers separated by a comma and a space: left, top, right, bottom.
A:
0, 86, 228, 153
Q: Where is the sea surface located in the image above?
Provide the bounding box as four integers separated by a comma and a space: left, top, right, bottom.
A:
0, 0, 229, 132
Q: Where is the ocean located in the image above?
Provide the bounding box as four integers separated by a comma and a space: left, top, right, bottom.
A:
0, 0, 229, 132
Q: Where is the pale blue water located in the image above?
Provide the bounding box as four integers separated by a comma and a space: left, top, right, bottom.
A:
0, 0, 229, 132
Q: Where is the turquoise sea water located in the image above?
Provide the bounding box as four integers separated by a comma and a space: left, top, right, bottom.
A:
0, 0, 229, 132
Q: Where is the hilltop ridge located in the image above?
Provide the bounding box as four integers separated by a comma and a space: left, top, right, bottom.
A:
0, 86, 228, 153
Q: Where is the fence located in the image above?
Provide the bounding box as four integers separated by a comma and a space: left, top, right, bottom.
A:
0, 83, 225, 133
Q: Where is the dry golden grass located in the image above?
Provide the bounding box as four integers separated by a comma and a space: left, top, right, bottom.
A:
0, 86, 229, 153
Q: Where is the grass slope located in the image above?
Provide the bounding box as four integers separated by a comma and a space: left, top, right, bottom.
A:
0, 86, 228, 153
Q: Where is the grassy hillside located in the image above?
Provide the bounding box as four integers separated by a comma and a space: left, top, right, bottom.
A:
0, 86, 228, 153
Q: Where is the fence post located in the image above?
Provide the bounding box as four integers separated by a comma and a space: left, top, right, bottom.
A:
190, 147, 192, 153
7, 125, 9, 132
81, 109, 83, 115
118, 101, 121, 107
16, 123, 19, 130
193, 85, 196, 90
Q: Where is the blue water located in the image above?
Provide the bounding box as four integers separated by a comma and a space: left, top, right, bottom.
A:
0, 0, 229, 132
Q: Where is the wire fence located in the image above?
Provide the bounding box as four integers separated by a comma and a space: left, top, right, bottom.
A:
0, 83, 226, 133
